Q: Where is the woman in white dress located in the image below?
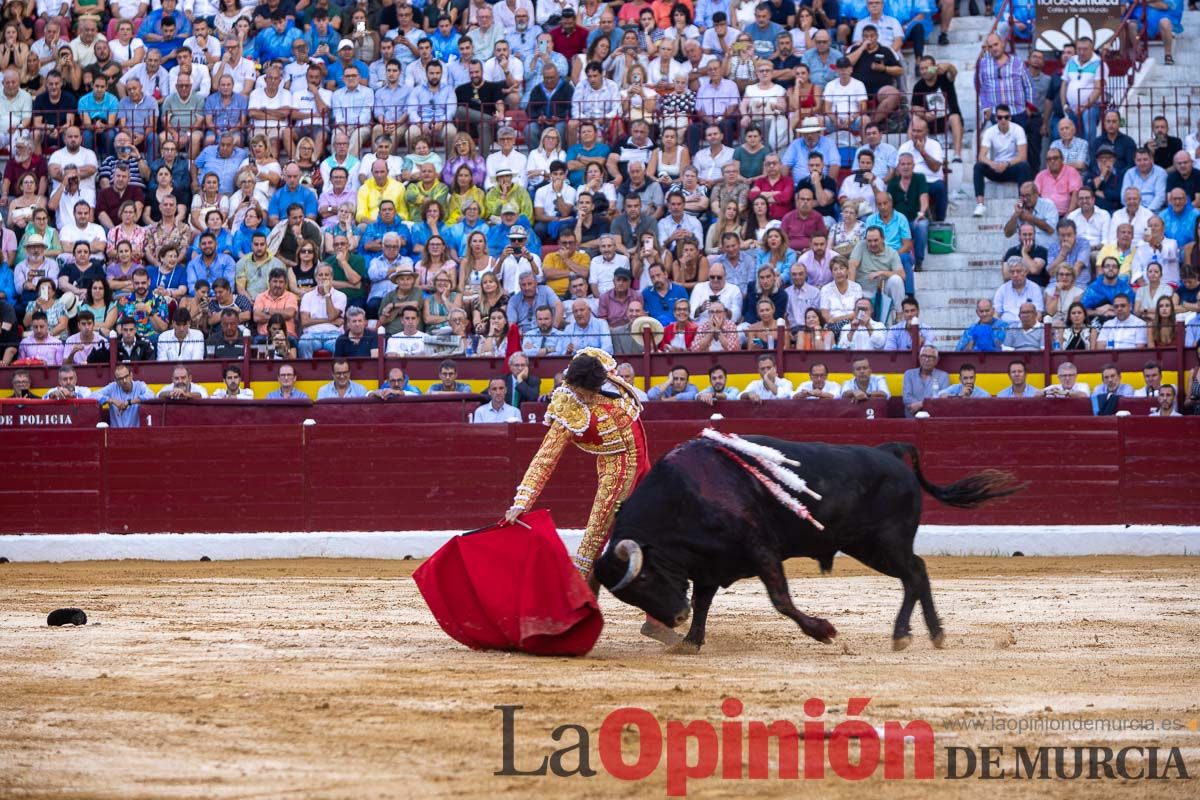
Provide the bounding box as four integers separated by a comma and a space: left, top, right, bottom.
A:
648, 125, 688, 189
108, 18, 144, 68
1134, 261, 1178, 321
459, 231, 498, 296
525, 127, 565, 193
236, 134, 282, 204
621, 63, 657, 130
731, 0, 757, 28
660, 5, 700, 47
828, 199, 866, 258
580, 163, 618, 216
227, 169, 269, 231
740, 60, 788, 151
190, 172, 230, 231
818, 256, 863, 327
609, 28, 648, 88
215, 0, 249, 39
791, 6, 820, 54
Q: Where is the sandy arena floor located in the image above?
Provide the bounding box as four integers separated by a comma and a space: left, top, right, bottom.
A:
1, 556, 1198, 799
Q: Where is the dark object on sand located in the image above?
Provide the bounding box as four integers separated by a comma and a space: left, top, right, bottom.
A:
47, 608, 88, 626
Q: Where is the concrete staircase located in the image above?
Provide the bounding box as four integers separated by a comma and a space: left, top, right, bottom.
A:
1118, 9, 1200, 144
911, 14, 1004, 350
910, 10, 1200, 350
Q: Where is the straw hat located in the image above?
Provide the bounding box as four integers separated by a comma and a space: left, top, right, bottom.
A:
630, 315, 664, 348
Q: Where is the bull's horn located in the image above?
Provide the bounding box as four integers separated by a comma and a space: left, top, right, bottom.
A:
610, 540, 643, 592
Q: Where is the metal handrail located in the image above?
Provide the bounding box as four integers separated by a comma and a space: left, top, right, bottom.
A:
973, 0, 1016, 153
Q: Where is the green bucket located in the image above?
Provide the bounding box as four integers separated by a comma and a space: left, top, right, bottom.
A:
928, 222, 956, 255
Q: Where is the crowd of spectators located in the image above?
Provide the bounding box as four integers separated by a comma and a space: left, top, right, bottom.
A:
970, 24, 1200, 365
0, 0, 1194, 419
0, 0, 988, 374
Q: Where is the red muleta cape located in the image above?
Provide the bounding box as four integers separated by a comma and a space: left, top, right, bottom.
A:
412, 509, 603, 656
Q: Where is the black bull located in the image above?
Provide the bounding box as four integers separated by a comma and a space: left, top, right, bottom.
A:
594, 436, 1022, 652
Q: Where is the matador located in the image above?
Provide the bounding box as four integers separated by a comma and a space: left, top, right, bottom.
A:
505, 348, 648, 578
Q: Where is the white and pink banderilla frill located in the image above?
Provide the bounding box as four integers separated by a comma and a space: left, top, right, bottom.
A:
699, 429, 826, 531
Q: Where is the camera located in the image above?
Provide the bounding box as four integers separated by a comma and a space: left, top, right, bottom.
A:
709, 294, 719, 303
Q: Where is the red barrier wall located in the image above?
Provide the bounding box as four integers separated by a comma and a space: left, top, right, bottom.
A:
3, 418, 1198, 534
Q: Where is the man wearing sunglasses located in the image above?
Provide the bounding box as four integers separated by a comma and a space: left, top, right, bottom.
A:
973, 103, 1033, 218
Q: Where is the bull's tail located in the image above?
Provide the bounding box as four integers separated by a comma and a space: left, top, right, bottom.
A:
879, 442, 1025, 509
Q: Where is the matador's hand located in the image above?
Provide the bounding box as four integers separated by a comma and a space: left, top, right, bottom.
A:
504, 506, 524, 525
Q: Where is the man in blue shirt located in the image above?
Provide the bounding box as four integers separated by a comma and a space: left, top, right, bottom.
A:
1159, 187, 1198, 249
254, 12, 302, 62
77, 75, 118, 157
487, 206, 541, 257
428, 359, 473, 393
1091, 363, 1134, 415
326, 40, 371, 89
1045, 218, 1094, 287
865, 192, 914, 291
801, 31, 842, 87
316, 359, 370, 399
901, 345, 950, 417
883, 297, 931, 351
265, 363, 312, 400
194, 131, 247, 193
202, 75, 250, 145
1121, 147, 1168, 212
585, 12, 622, 51
304, 12, 341, 64
406, 60, 457, 148
141, 0, 191, 42
561, 298, 613, 354
938, 364, 992, 398
957, 299, 1009, 351
94, 364, 154, 428
782, 120, 842, 184
428, 16, 462, 63
641, 263, 689, 325
186, 233, 237, 295
1080, 255, 1134, 317
647, 366, 699, 401
746, 4, 785, 59
565, 121, 610, 185
996, 360, 1043, 398
507, 272, 562, 333
362, 202, 410, 258
268, 163, 320, 225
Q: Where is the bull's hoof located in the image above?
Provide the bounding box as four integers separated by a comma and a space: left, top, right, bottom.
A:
804, 618, 838, 644
893, 635, 913, 652
931, 631, 947, 649
667, 639, 701, 655
641, 620, 684, 646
